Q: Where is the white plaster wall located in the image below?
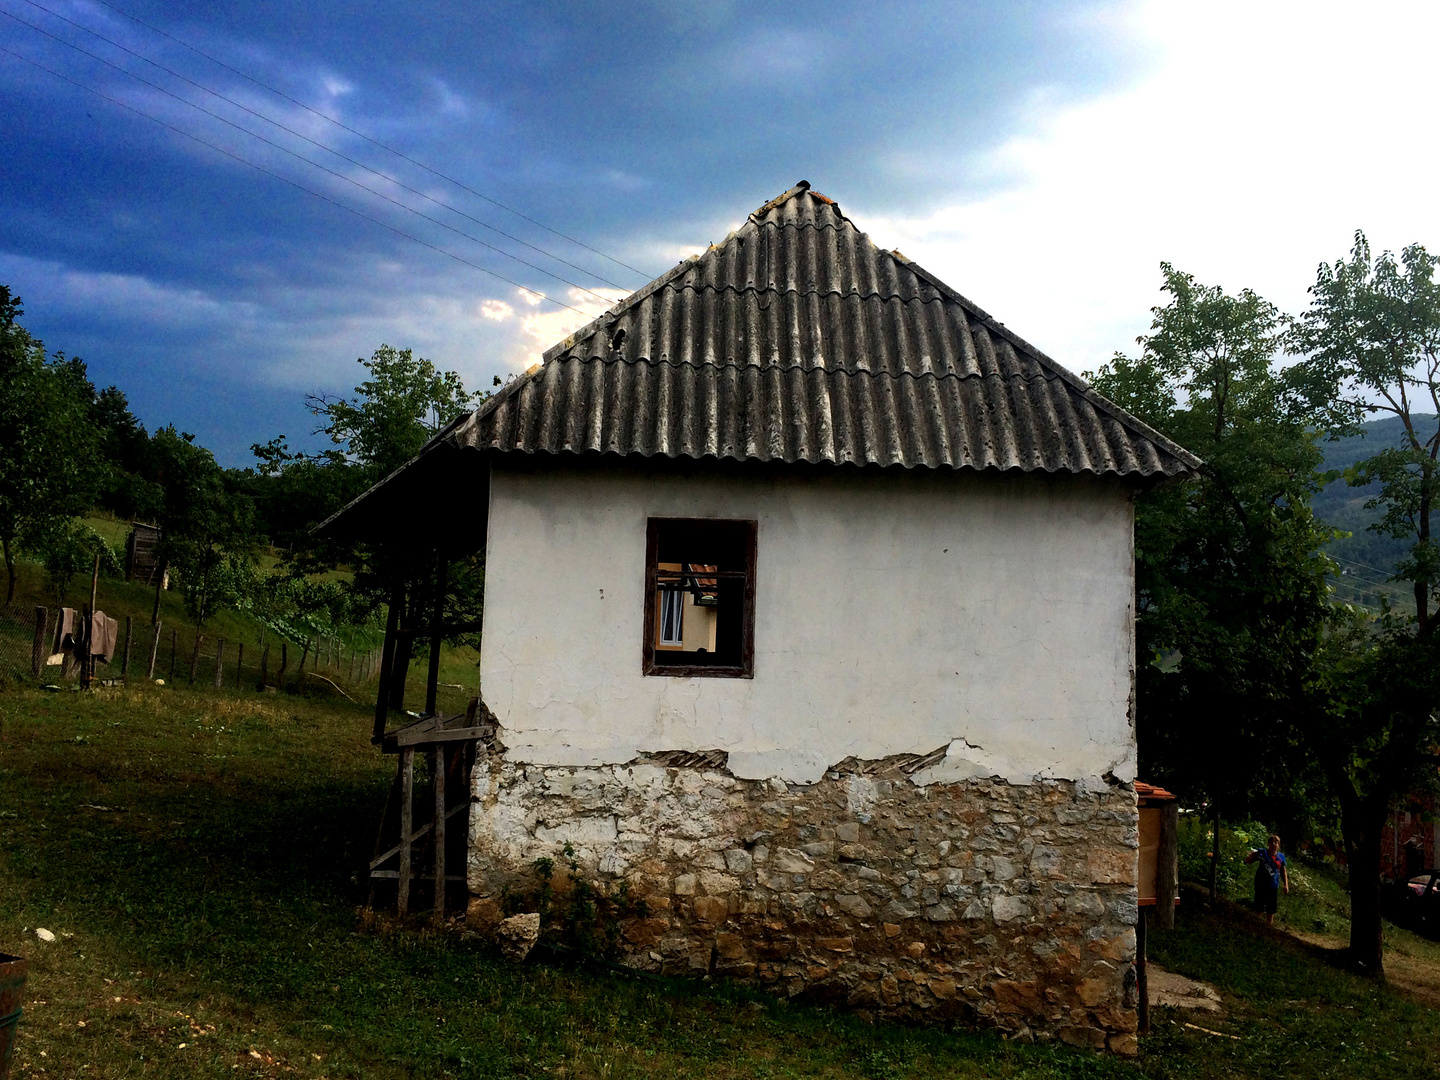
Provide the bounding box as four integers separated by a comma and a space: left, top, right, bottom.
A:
479, 460, 1136, 784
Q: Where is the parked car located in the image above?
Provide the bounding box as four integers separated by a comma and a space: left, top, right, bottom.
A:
1388, 869, 1440, 937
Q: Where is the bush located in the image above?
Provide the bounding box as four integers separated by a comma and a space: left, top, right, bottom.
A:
1178, 814, 1276, 896
28, 520, 124, 603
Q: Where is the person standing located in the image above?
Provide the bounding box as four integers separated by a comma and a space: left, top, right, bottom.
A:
1245, 833, 1290, 925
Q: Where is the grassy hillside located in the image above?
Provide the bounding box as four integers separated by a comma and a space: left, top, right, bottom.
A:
2, 685, 1439, 1078
1, 537, 478, 717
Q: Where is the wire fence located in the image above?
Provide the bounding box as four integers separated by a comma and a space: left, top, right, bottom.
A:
0, 603, 386, 696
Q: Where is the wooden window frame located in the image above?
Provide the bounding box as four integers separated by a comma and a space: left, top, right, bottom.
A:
642, 517, 756, 679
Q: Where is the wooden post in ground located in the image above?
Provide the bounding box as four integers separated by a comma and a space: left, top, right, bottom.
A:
258, 643, 270, 688
147, 620, 162, 679
434, 746, 446, 918
32, 606, 47, 678
398, 747, 414, 917
348, 644, 356, 683
236, 643, 244, 688
188, 634, 203, 686
214, 638, 226, 689
80, 604, 93, 690
1155, 802, 1179, 930
120, 615, 132, 678
168, 628, 178, 681
83, 552, 100, 690
374, 581, 404, 743
1137, 908, 1149, 1033
425, 551, 448, 717
298, 637, 311, 678
278, 641, 288, 687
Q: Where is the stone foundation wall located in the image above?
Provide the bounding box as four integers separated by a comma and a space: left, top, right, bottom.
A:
467, 753, 1140, 1053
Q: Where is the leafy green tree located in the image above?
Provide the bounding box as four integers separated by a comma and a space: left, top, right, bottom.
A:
1289, 232, 1440, 974
306, 344, 476, 481
91, 385, 160, 521
35, 520, 124, 605
146, 426, 257, 627
248, 346, 490, 682
0, 286, 106, 604
1090, 265, 1337, 865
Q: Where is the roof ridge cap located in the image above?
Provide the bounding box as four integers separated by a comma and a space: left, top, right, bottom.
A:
749, 180, 812, 220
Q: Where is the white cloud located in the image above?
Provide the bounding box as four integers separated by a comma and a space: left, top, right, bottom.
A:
855, 0, 1440, 373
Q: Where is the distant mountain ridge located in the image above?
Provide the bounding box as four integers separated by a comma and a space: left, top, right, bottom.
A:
1314, 414, 1438, 576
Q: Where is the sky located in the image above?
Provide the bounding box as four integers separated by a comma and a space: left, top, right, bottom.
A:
2, 0, 1437, 465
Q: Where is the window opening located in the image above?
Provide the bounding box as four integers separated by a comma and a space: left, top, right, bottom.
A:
644, 518, 756, 678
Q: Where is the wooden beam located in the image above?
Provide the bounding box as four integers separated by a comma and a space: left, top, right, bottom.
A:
398, 746, 414, 917
1154, 801, 1179, 930
146, 620, 162, 680
374, 579, 404, 743
425, 550, 448, 717
368, 801, 468, 870
392, 725, 492, 748
434, 746, 446, 917
214, 639, 226, 689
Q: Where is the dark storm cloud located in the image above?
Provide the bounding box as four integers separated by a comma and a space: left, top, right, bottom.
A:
0, 0, 1140, 463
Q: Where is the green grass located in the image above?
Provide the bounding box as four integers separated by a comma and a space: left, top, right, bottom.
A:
2, 685, 1439, 1078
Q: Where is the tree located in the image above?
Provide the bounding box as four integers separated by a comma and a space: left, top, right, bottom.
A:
36, 520, 123, 605
1289, 232, 1440, 974
146, 425, 256, 627
305, 344, 476, 482
0, 286, 106, 604
1089, 265, 1338, 872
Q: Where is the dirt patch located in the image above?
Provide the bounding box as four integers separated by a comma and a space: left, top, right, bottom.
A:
1148, 963, 1224, 1013
1291, 930, 1440, 1008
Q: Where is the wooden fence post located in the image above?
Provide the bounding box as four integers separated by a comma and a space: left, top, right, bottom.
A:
32, 606, 47, 678
168, 628, 178, 681
214, 638, 226, 689
188, 634, 202, 686
278, 641, 288, 687
348, 644, 356, 683
236, 643, 244, 688
258, 643, 270, 689
147, 620, 162, 679
121, 615, 132, 678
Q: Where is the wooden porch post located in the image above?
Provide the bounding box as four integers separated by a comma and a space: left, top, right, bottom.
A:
424, 549, 448, 717
434, 746, 447, 918
398, 747, 414, 917
374, 578, 404, 743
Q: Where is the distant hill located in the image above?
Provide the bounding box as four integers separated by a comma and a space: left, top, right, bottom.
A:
1314, 415, 1436, 589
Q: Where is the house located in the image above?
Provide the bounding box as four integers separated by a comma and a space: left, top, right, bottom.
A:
325, 182, 1199, 1051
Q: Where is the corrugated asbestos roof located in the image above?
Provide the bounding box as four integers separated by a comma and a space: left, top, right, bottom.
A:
447, 182, 1198, 478
317, 182, 1200, 537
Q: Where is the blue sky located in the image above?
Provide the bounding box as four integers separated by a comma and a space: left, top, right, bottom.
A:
2, 0, 1436, 464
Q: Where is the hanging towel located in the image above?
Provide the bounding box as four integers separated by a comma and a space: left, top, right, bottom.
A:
90, 612, 119, 662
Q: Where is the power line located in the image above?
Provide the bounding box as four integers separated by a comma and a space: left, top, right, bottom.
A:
0, 6, 622, 308
15, 0, 638, 295
89, 0, 654, 281
0, 42, 596, 316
